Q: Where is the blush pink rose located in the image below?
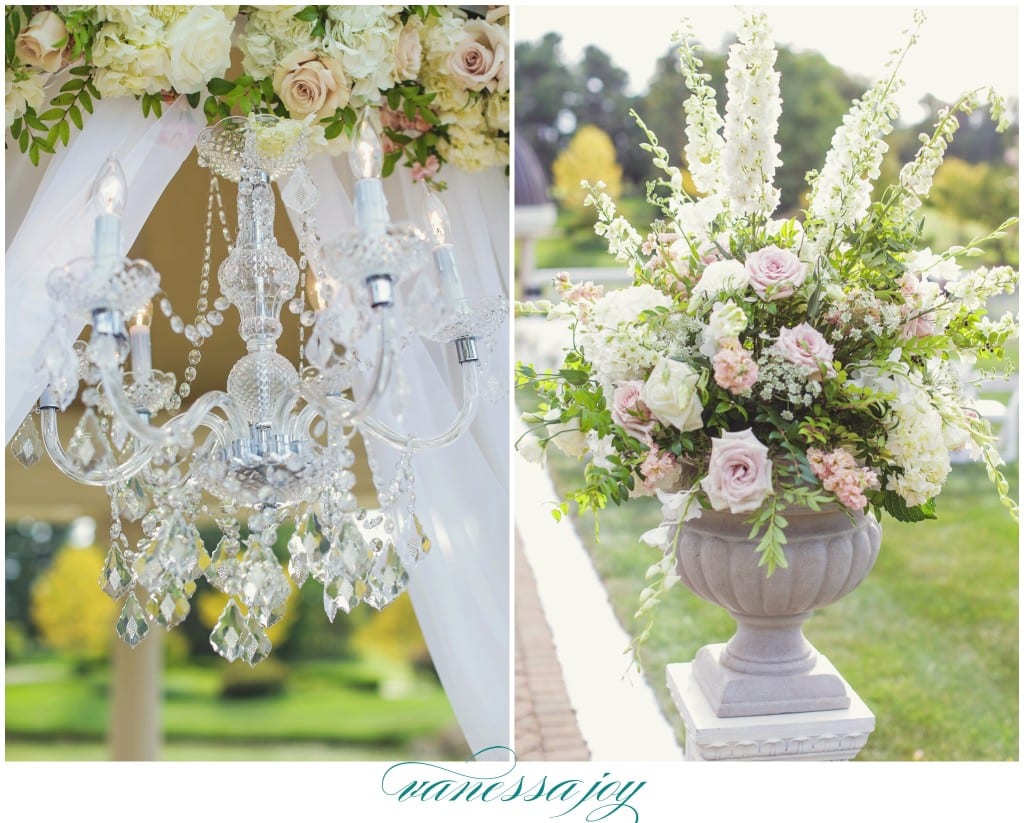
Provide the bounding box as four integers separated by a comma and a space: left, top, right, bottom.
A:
745, 245, 808, 300
701, 429, 774, 514
772, 323, 836, 381
611, 380, 654, 441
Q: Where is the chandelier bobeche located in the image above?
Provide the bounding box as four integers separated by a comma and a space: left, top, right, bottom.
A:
11, 115, 505, 664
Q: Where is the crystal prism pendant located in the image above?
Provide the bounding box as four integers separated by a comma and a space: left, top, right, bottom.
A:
116, 592, 149, 647
67, 407, 114, 472
10, 414, 43, 468
242, 615, 272, 666
323, 575, 359, 621
206, 535, 242, 593
146, 585, 190, 629
209, 598, 248, 662
364, 545, 409, 610
99, 544, 134, 599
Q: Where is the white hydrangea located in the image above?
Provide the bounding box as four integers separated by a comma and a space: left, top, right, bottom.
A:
579, 285, 673, 386
323, 6, 402, 104
238, 6, 320, 80
722, 11, 782, 217
91, 19, 171, 97
436, 95, 508, 172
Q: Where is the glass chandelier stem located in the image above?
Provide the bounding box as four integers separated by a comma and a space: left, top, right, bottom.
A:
359, 361, 481, 451
38, 407, 152, 485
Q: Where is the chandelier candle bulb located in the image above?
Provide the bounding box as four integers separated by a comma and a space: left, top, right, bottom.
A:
424, 193, 465, 307
350, 118, 389, 237
92, 156, 127, 264
129, 302, 153, 381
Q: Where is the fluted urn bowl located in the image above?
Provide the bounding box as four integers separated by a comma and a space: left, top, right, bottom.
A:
675, 505, 881, 717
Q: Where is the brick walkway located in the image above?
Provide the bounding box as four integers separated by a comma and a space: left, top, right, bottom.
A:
514, 534, 591, 761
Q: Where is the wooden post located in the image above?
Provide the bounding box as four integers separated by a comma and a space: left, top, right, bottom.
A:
109, 623, 162, 761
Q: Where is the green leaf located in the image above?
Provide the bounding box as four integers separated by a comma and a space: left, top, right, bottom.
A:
60, 78, 87, 93
141, 94, 151, 118
323, 120, 344, 140
9, 118, 21, 139
68, 105, 83, 130
559, 369, 589, 386
18, 127, 29, 153
293, 7, 320, 22
207, 77, 235, 96
28, 141, 39, 166
185, 92, 201, 108
69, 65, 92, 77
80, 93, 93, 115
24, 109, 46, 131
39, 108, 63, 122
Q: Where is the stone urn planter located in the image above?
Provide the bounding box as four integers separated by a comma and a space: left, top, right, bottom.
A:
675, 506, 881, 718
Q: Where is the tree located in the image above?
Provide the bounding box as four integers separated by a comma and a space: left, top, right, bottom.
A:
30, 544, 116, 659
551, 124, 623, 214
514, 33, 577, 178
350, 593, 429, 666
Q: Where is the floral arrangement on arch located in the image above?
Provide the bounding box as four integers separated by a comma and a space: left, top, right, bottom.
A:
5, 4, 509, 182
516, 11, 1018, 656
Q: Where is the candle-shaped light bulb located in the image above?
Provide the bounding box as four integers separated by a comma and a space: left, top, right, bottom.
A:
129, 301, 153, 381
424, 192, 453, 247
133, 302, 153, 328
94, 156, 127, 216
425, 192, 465, 308
350, 118, 384, 180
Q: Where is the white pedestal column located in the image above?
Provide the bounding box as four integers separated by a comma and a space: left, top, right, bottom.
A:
109, 625, 162, 761
668, 660, 875, 761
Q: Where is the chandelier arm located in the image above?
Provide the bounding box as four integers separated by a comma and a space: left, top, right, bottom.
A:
38, 407, 152, 485
358, 361, 480, 452
96, 356, 249, 447
288, 403, 322, 443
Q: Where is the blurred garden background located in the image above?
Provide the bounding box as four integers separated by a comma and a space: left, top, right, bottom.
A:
514, 6, 1019, 760
5, 512, 463, 761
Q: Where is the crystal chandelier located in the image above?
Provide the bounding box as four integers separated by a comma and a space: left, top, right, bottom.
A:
9, 115, 506, 665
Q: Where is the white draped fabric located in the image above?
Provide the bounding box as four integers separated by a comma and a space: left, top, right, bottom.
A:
5, 102, 510, 757
286, 156, 510, 758
5, 96, 205, 440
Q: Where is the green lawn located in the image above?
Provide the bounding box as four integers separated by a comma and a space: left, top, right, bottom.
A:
5, 657, 462, 760
545, 456, 1019, 761
534, 195, 658, 270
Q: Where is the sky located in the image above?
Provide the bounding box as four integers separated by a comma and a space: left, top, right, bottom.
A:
514, 3, 1020, 124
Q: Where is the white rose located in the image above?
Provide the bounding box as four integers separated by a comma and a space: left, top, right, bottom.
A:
164, 6, 233, 94
546, 419, 589, 458
447, 20, 508, 93
641, 357, 705, 433
689, 259, 749, 306
517, 430, 544, 464
15, 10, 67, 73
273, 50, 350, 119
393, 18, 423, 81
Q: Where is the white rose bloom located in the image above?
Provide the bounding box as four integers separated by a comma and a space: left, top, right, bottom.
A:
641, 357, 705, 432
393, 18, 423, 81
689, 259, 749, 307
546, 419, 590, 458
164, 6, 233, 94
517, 431, 545, 464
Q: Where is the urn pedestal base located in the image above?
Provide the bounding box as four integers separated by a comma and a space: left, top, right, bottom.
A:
668, 660, 875, 761
693, 640, 850, 717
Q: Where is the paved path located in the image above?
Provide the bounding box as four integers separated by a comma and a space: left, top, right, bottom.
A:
515, 452, 684, 761
515, 535, 591, 760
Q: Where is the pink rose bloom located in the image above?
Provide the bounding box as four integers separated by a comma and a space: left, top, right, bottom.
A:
701, 429, 774, 514
772, 323, 836, 381
640, 445, 682, 493
745, 245, 808, 300
611, 381, 654, 441
411, 155, 440, 182
712, 342, 759, 394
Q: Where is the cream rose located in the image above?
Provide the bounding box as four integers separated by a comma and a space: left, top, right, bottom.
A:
394, 19, 423, 82
745, 245, 808, 300
15, 11, 68, 73
447, 20, 508, 93
690, 259, 749, 305
641, 358, 704, 433
164, 6, 233, 94
701, 429, 774, 514
273, 50, 350, 119
772, 323, 836, 381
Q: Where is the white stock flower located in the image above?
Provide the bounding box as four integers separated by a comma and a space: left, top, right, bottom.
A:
5, 68, 45, 127
689, 259, 749, 306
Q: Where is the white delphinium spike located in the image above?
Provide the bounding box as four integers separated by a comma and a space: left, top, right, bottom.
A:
804, 11, 924, 259
892, 87, 1009, 219
722, 11, 782, 218
675, 22, 726, 201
